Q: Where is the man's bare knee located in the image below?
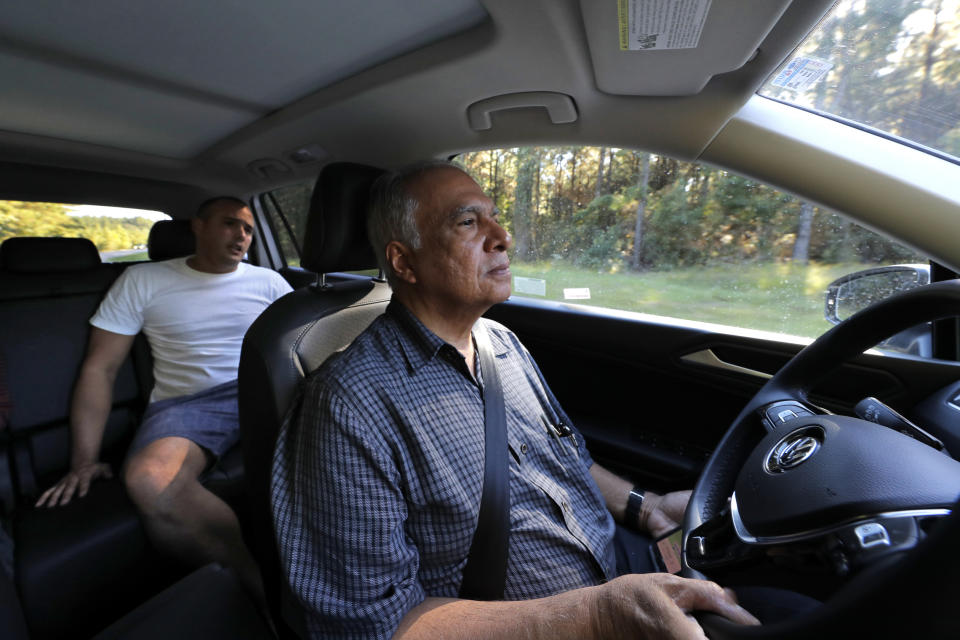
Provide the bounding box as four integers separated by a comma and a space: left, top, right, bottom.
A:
123, 440, 204, 518
124, 456, 176, 516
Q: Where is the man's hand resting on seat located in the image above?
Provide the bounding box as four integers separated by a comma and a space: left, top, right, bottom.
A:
35, 462, 113, 507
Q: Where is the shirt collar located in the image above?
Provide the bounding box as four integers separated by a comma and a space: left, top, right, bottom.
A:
386, 299, 452, 372
386, 298, 507, 373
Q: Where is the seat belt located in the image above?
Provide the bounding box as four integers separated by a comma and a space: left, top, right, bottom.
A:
0, 350, 10, 432
458, 322, 510, 601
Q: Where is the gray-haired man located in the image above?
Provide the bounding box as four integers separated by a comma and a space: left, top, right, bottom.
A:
272, 163, 757, 639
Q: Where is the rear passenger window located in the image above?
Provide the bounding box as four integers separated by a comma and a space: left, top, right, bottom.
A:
0, 200, 169, 262
261, 182, 313, 266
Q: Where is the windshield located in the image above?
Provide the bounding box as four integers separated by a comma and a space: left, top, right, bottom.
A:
759, 0, 960, 161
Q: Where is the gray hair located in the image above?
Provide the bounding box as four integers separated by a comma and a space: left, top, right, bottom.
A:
366, 159, 463, 285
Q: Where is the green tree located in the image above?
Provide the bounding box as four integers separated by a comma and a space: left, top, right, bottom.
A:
630, 151, 651, 270
0, 201, 76, 241
512, 147, 539, 261
0, 200, 155, 251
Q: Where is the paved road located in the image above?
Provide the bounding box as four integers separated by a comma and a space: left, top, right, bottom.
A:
99, 249, 148, 261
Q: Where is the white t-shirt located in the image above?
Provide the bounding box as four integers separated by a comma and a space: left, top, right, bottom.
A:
91, 257, 293, 403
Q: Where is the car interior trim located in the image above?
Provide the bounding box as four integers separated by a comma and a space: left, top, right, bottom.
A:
680, 349, 773, 380
466, 91, 578, 131
729, 492, 951, 546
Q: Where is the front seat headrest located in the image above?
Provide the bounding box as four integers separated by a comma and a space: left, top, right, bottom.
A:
300, 162, 384, 274
148, 219, 195, 261
0, 237, 101, 273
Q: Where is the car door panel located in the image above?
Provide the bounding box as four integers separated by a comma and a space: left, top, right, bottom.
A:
487, 298, 960, 490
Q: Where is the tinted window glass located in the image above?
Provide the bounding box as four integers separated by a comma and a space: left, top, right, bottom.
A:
760, 0, 960, 162
457, 147, 928, 351
0, 200, 169, 262
261, 182, 313, 266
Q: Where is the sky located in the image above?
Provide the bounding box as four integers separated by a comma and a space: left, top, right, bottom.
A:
67, 204, 170, 221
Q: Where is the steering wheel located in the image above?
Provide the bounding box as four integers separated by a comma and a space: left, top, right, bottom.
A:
682, 280, 960, 638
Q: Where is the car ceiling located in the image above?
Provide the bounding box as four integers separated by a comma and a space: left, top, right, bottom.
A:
0, 0, 488, 159
0, 0, 838, 205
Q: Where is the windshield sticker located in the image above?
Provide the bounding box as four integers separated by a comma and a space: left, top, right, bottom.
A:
513, 276, 547, 296
618, 0, 713, 51
563, 288, 591, 300
770, 56, 833, 92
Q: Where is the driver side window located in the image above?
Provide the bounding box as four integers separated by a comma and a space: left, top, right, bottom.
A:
456, 147, 934, 357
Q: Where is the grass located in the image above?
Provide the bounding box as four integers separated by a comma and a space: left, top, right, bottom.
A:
93, 254, 859, 338
510, 261, 861, 338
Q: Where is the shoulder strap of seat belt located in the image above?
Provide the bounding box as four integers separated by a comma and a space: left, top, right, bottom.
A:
458, 321, 510, 601
0, 349, 10, 431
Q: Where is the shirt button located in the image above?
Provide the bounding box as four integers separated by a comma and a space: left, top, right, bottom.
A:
562, 500, 571, 513
520, 443, 528, 455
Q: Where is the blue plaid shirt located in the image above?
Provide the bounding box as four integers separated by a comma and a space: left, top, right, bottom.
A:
271, 300, 616, 639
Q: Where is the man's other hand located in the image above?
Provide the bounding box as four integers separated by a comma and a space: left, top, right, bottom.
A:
642, 490, 691, 537
35, 462, 113, 507
591, 573, 759, 639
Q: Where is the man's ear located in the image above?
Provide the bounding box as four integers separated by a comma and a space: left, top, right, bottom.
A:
190, 217, 203, 236
386, 241, 417, 285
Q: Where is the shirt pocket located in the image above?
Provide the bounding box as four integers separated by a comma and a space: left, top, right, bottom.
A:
539, 414, 579, 461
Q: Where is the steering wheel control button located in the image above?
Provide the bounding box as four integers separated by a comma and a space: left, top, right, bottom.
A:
761, 401, 813, 430
829, 517, 925, 571
854, 522, 891, 549
764, 426, 824, 474
777, 409, 798, 422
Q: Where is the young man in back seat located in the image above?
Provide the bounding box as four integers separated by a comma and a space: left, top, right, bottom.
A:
35, 197, 292, 610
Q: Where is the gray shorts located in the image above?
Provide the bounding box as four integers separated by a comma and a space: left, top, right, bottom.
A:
127, 379, 240, 461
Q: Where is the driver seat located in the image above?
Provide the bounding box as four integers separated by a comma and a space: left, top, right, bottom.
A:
237, 162, 391, 635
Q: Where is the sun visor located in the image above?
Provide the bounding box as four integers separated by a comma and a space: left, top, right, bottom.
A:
580, 0, 792, 96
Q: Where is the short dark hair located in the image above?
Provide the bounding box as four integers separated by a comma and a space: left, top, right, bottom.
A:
195, 196, 249, 220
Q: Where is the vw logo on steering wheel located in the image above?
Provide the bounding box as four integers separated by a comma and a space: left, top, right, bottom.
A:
765, 427, 823, 473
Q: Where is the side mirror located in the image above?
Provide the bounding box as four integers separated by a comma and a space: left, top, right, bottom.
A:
824, 264, 932, 357
825, 265, 930, 325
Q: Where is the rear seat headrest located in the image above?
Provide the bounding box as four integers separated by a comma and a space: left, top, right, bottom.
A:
301, 162, 384, 274
0, 237, 101, 273
148, 219, 195, 261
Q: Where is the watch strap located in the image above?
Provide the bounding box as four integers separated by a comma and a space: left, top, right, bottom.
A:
625, 486, 646, 530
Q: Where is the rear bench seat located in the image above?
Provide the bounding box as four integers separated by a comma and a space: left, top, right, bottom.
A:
0, 237, 138, 504
0, 236, 156, 639
0, 225, 245, 639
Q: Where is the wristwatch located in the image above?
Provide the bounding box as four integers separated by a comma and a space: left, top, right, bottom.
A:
624, 486, 645, 530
